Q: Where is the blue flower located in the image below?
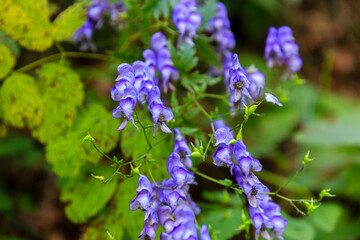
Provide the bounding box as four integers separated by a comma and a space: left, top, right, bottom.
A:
167, 152, 194, 187
174, 128, 193, 168
229, 54, 250, 103
112, 83, 138, 131
265, 26, 302, 73
265, 93, 283, 106
200, 225, 211, 240
144, 32, 179, 93
212, 128, 235, 169
206, 2, 235, 52
148, 86, 174, 137
172, 0, 202, 47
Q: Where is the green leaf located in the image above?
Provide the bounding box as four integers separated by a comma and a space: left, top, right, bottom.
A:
200, 207, 243, 240
52, 2, 87, 41
283, 217, 316, 240
168, 42, 198, 74
295, 120, 360, 147
181, 71, 221, 94
60, 165, 117, 224
0, 72, 44, 129
46, 103, 120, 177
34, 63, 84, 143
0, 0, 53, 51
142, 0, 178, 19
0, 44, 15, 80
309, 203, 342, 233
197, 0, 217, 28
193, 36, 219, 66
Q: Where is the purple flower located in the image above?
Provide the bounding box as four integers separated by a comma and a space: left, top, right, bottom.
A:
229, 54, 250, 103
144, 32, 179, 93
148, 86, 174, 137
112, 83, 138, 131
73, 0, 126, 51
245, 66, 265, 102
212, 128, 235, 169
206, 2, 235, 52
167, 152, 194, 187
200, 225, 211, 240
172, 0, 202, 47
265, 93, 283, 106
243, 181, 270, 209
265, 26, 302, 73
73, 20, 96, 51
108, 1, 126, 28
174, 128, 193, 168
168, 205, 198, 240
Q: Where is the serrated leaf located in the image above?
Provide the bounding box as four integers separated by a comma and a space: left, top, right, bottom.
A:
142, 0, 178, 19
197, 0, 217, 29
46, 103, 120, 177
194, 36, 219, 67
60, 165, 117, 224
34, 63, 84, 143
0, 0, 53, 51
0, 72, 44, 129
52, 2, 87, 41
168, 42, 198, 74
0, 44, 15, 80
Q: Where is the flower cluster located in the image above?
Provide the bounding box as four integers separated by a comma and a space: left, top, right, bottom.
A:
265, 26, 302, 73
143, 32, 179, 93
206, 2, 235, 54
111, 62, 173, 137
73, 0, 126, 51
206, 3, 235, 89
172, 0, 202, 47
173, 128, 192, 169
212, 128, 287, 240
130, 149, 211, 239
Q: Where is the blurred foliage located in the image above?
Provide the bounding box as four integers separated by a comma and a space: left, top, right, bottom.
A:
0, 0, 360, 239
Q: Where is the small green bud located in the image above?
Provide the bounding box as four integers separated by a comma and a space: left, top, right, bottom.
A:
130, 164, 141, 176
293, 74, 306, 85
189, 143, 205, 167
222, 190, 230, 203
219, 178, 233, 188
319, 189, 335, 200
236, 125, 243, 141
229, 139, 237, 145
303, 200, 321, 215
83, 133, 95, 143
303, 150, 314, 165
107, 231, 114, 239
92, 174, 104, 182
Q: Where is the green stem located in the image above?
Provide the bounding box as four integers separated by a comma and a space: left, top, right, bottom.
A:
192, 97, 212, 119
198, 93, 228, 100
194, 171, 243, 194
91, 141, 119, 165
275, 163, 306, 194
16, 51, 109, 72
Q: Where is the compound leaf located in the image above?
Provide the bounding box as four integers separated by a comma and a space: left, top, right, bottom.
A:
60, 165, 117, 224
0, 43, 15, 80
0, 72, 44, 129
34, 63, 84, 143
52, 2, 87, 41
0, 0, 53, 51
46, 103, 120, 177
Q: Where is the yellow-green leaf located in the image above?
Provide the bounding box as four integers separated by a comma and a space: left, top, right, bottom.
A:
46, 103, 120, 177
60, 165, 117, 224
0, 72, 44, 129
0, 43, 15, 79
34, 63, 84, 143
0, 0, 53, 51
52, 2, 87, 41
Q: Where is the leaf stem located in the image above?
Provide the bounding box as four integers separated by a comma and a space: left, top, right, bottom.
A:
16, 51, 109, 72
